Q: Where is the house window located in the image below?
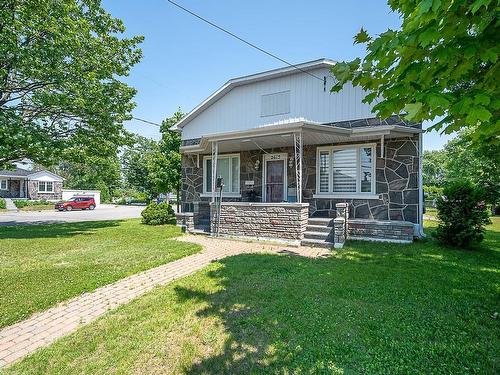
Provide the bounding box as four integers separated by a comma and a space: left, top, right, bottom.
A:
316, 144, 376, 196
204, 154, 240, 194
38, 181, 54, 192
0, 179, 7, 190
261, 91, 290, 117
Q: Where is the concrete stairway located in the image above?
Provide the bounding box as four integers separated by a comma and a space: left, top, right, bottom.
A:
301, 217, 335, 248
4, 198, 18, 211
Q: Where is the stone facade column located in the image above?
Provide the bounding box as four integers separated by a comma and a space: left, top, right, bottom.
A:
333, 218, 346, 249
334, 203, 349, 249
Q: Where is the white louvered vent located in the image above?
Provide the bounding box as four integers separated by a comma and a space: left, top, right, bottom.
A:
261, 91, 290, 117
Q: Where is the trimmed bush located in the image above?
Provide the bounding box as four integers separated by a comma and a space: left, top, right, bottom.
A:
434, 181, 491, 247
13, 200, 51, 208
141, 201, 175, 225
0, 198, 5, 209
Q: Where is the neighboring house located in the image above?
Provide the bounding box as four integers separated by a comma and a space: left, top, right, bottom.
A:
174, 59, 424, 246
0, 167, 64, 200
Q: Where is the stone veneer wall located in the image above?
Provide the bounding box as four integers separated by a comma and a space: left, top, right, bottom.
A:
181, 135, 420, 224
0, 179, 21, 198
348, 219, 415, 243
28, 181, 63, 200
305, 136, 420, 223
210, 202, 309, 242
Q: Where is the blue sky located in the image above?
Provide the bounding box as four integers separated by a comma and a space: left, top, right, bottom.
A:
102, 0, 454, 150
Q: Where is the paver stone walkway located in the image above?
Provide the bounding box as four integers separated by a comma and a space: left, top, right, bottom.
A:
0, 235, 330, 368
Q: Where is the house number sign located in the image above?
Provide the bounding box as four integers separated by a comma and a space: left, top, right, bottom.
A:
269, 154, 281, 160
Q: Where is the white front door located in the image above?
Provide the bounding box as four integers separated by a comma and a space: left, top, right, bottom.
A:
263, 153, 287, 202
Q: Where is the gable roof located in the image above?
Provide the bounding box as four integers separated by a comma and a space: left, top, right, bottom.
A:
27, 170, 64, 181
0, 167, 64, 181
0, 167, 32, 178
172, 58, 336, 131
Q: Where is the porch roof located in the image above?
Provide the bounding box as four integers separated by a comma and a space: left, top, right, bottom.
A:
180, 118, 423, 154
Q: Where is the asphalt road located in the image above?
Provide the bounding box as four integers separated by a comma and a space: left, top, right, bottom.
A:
0, 204, 144, 226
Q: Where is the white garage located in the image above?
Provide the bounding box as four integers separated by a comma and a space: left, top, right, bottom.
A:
61, 189, 101, 206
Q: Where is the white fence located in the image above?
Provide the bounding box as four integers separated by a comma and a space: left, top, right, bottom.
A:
61, 189, 101, 206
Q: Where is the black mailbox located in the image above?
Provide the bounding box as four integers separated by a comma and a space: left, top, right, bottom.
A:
216, 176, 224, 189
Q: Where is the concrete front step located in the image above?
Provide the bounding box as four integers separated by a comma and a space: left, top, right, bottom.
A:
301, 238, 334, 249
4, 198, 18, 211
303, 231, 333, 241
306, 224, 333, 233
308, 217, 333, 227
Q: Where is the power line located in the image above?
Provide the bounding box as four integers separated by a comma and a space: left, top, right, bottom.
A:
164, 0, 325, 82
132, 116, 162, 127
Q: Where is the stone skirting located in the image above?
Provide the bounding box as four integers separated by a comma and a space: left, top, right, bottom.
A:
348, 219, 415, 243
175, 212, 198, 233
210, 202, 309, 244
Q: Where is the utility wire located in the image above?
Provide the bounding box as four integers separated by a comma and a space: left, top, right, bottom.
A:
164, 0, 325, 83
132, 116, 162, 127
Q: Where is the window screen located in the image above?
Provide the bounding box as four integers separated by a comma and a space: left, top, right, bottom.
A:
332, 148, 357, 192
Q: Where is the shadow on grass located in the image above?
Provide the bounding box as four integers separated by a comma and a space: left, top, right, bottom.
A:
174, 238, 499, 374
0, 220, 122, 239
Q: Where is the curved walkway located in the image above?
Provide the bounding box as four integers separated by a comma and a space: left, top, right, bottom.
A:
0, 235, 330, 369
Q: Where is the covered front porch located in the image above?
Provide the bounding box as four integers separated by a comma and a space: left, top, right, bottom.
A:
0, 177, 29, 199
178, 117, 422, 245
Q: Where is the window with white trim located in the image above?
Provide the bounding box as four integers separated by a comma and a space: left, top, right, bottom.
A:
0, 179, 7, 190
38, 181, 54, 192
203, 154, 240, 194
316, 144, 376, 195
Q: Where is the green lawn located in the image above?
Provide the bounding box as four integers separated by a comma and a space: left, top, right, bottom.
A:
0, 219, 200, 328
5, 218, 499, 374
17, 204, 54, 211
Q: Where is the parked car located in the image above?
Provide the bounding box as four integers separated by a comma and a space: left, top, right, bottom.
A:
55, 196, 96, 211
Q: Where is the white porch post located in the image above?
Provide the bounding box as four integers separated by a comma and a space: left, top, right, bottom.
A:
211, 141, 218, 203
293, 131, 303, 203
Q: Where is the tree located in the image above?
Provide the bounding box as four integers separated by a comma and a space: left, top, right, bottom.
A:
121, 135, 158, 196
330, 0, 499, 143
0, 0, 143, 166
444, 128, 500, 208
52, 153, 122, 203
423, 150, 447, 187
147, 109, 184, 212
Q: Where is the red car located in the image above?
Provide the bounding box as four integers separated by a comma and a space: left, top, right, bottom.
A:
55, 196, 96, 211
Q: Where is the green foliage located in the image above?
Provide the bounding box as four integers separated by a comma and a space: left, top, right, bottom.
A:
0, 0, 143, 166
141, 201, 175, 225
52, 153, 122, 203
13, 199, 49, 208
120, 135, 158, 197
423, 150, 447, 186
434, 180, 490, 247
445, 128, 500, 206
113, 189, 148, 205
0, 198, 5, 209
330, 0, 499, 142
120, 110, 184, 205
157, 109, 184, 196
424, 185, 443, 200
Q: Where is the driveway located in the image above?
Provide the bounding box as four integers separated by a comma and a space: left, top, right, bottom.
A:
0, 204, 144, 226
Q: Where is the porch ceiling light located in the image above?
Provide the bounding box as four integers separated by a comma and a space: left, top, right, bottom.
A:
254, 159, 260, 171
